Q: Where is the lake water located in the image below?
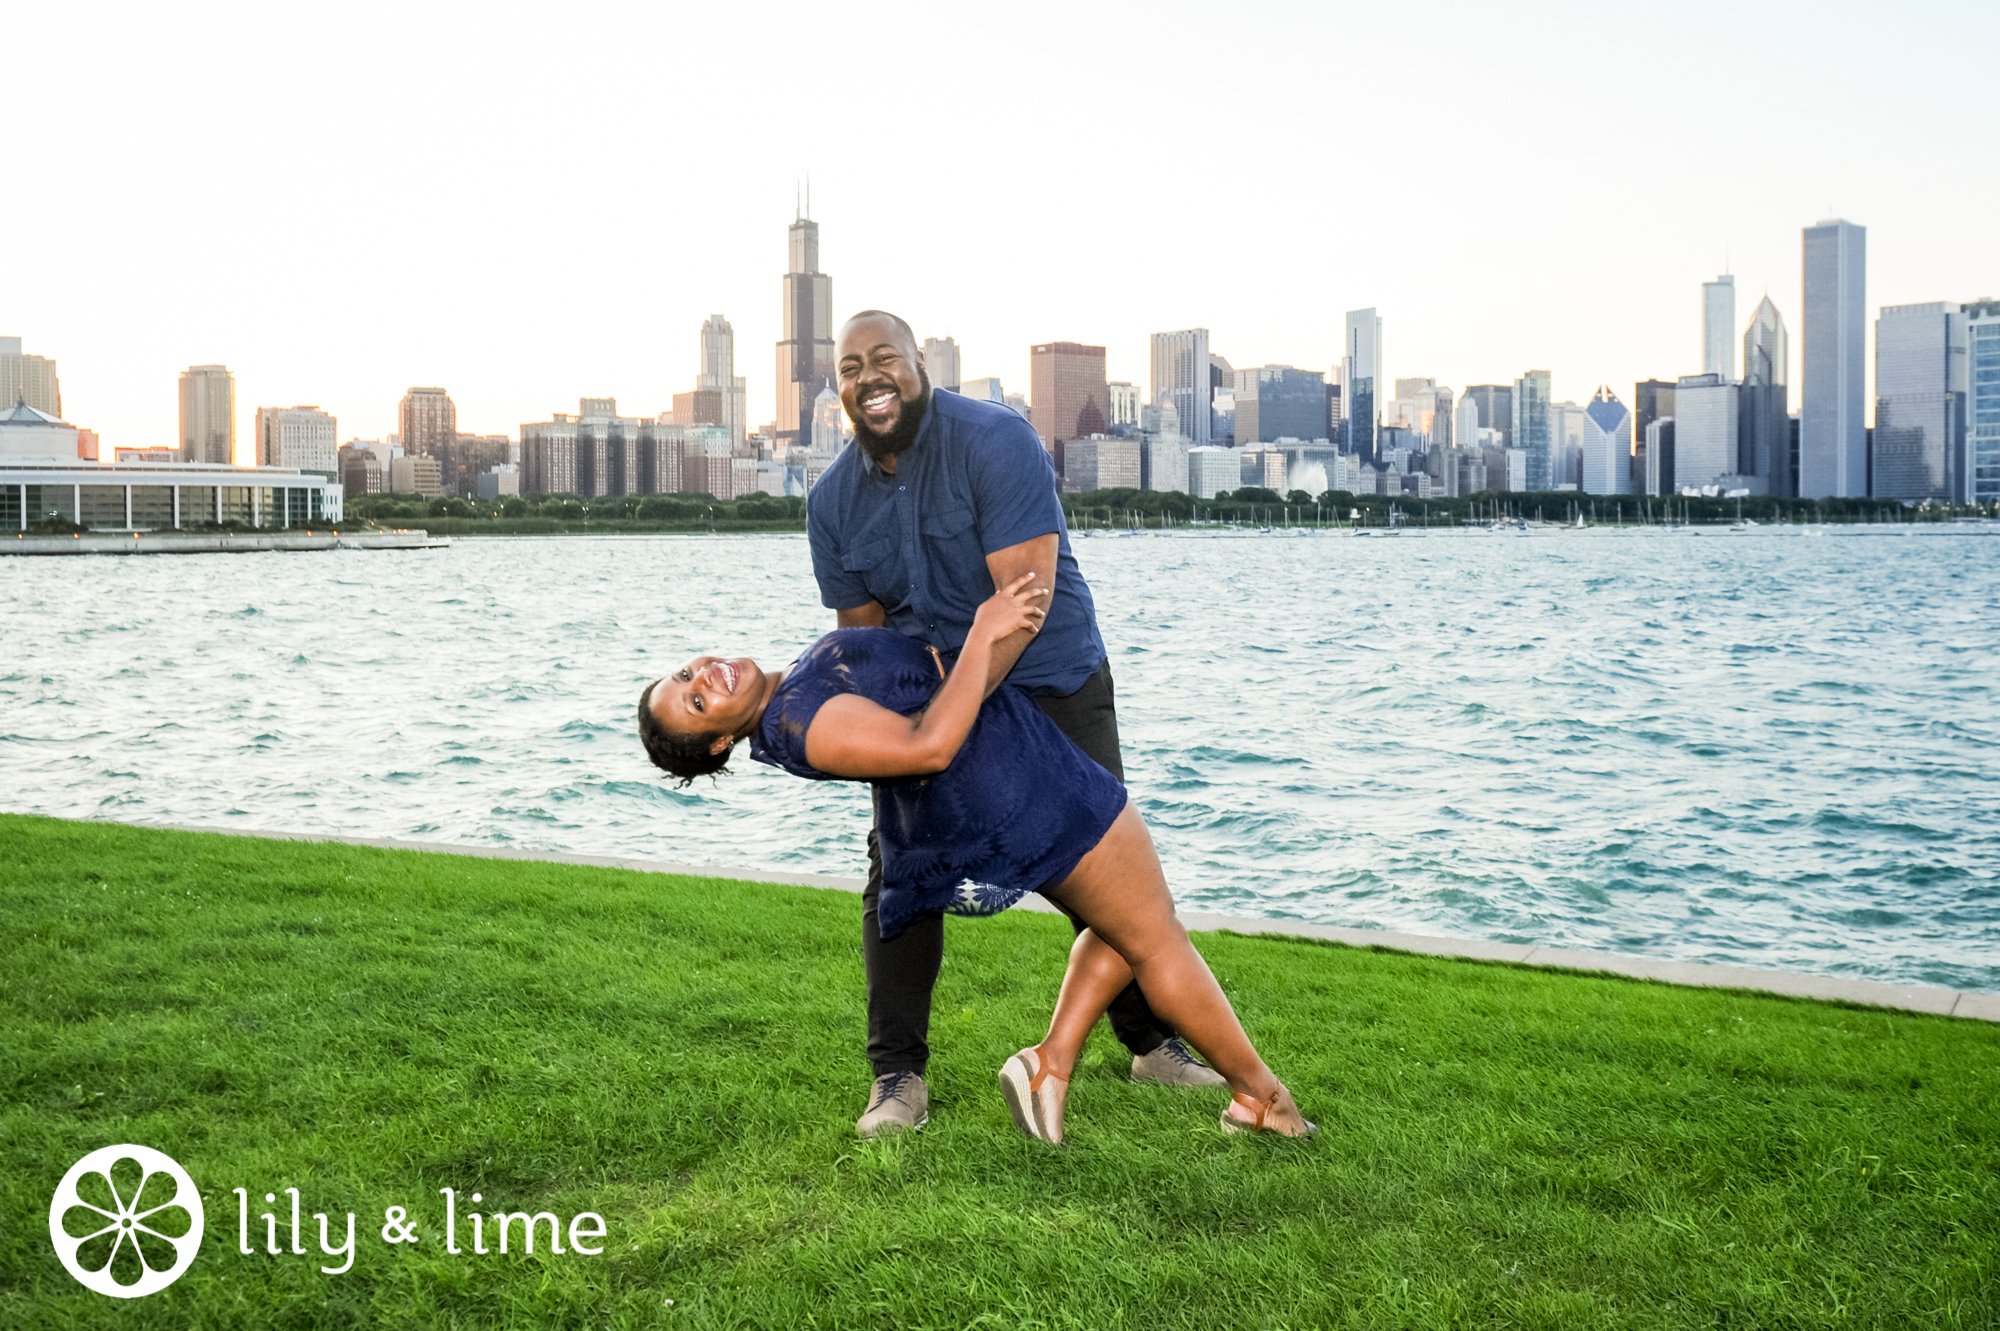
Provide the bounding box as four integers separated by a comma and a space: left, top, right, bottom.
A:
4, 525, 1996, 993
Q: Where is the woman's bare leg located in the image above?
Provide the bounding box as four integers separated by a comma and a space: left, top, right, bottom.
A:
1035, 928, 1134, 1077
1040, 803, 1309, 1133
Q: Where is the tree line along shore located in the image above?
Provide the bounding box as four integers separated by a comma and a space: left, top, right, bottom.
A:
325, 489, 1963, 537
11, 489, 1965, 539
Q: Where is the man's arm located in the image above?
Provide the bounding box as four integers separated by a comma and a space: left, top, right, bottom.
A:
979, 533, 1057, 692
835, 601, 888, 629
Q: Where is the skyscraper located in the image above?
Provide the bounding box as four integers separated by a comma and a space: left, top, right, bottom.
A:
1150, 329, 1212, 445
0, 337, 60, 417
1463, 384, 1513, 447
776, 205, 834, 451
399, 388, 457, 457
1645, 419, 1676, 497
1800, 218, 1866, 498
700, 314, 748, 449
1453, 395, 1481, 454
1743, 296, 1787, 389
1703, 275, 1737, 381
1391, 376, 1434, 431
178, 364, 235, 465
1511, 369, 1551, 490
1581, 386, 1632, 496
1030, 342, 1109, 477
1549, 399, 1587, 489
1965, 300, 2000, 506
1741, 296, 1791, 495
1430, 385, 1456, 448
700, 313, 733, 387
1873, 302, 1968, 503
1343, 309, 1382, 462
810, 384, 846, 457
1633, 378, 1676, 494
674, 315, 748, 450
922, 336, 961, 393
1672, 373, 1740, 491
1236, 366, 1328, 445
1209, 354, 1235, 445
1107, 381, 1140, 430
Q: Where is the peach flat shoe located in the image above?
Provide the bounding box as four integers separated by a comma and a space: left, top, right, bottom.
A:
998, 1045, 1069, 1145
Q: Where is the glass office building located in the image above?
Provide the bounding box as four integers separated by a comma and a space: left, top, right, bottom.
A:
1800, 219, 1867, 498
1872, 302, 1967, 503
1512, 369, 1552, 491
1969, 300, 2000, 505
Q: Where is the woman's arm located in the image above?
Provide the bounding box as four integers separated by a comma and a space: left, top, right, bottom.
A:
803, 573, 1048, 779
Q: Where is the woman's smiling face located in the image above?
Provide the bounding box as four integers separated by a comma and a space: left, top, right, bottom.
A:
648, 655, 768, 749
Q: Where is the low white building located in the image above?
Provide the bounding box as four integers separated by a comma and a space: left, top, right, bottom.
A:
1238, 447, 1287, 490
1186, 446, 1239, 499
255, 405, 338, 477
0, 399, 79, 464
1064, 435, 1140, 493
3, 459, 341, 531
1142, 432, 1189, 494
474, 465, 520, 500
3, 399, 340, 530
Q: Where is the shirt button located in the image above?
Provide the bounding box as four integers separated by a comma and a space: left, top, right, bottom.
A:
898, 485, 906, 492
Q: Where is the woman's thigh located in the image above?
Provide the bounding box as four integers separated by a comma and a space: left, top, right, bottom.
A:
1048, 804, 1185, 966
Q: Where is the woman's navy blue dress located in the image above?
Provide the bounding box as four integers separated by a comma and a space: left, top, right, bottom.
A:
748, 628, 1127, 941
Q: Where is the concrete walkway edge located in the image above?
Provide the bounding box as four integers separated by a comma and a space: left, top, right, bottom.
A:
160, 822, 1997, 1024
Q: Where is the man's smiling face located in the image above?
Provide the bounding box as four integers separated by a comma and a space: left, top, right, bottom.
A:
837, 314, 927, 452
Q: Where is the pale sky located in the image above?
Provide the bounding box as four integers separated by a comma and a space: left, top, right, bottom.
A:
12, 0, 1997, 459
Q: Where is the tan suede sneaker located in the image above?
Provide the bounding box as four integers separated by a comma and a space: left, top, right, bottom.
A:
1130, 1037, 1228, 1088
856, 1071, 929, 1138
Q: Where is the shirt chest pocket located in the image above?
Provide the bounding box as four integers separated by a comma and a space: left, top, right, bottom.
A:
841, 533, 906, 608
919, 502, 986, 600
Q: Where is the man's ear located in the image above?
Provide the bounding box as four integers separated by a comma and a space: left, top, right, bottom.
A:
708, 734, 735, 756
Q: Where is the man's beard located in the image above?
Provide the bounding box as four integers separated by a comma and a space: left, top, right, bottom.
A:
852, 369, 932, 462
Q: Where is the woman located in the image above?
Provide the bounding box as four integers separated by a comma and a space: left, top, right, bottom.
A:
636, 573, 1313, 1142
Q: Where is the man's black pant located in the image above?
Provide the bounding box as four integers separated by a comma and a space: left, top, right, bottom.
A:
861, 659, 1174, 1077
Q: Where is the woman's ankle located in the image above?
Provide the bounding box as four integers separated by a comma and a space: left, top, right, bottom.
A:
1227, 1073, 1282, 1105
1032, 1043, 1075, 1080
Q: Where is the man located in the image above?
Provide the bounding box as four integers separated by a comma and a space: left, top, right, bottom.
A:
808, 309, 1224, 1138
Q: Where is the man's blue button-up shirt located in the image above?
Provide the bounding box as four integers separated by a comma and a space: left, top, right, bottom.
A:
806, 388, 1106, 695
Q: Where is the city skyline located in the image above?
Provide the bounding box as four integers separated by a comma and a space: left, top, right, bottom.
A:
10, 2, 1995, 451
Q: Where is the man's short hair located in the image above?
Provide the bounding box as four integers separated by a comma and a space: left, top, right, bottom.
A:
842, 309, 917, 347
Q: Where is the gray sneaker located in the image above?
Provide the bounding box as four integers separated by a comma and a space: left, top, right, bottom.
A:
1130, 1037, 1228, 1088
856, 1071, 929, 1138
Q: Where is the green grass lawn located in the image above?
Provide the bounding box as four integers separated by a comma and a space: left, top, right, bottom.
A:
1, 813, 1995, 1330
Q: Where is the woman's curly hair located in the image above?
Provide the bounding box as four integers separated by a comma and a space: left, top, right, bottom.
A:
636, 678, 735, 786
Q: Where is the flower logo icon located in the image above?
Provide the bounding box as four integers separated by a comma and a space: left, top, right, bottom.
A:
49, 1144, 205, 1299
